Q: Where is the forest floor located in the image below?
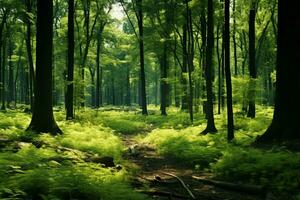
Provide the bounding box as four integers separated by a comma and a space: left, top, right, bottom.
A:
0, 106, 299, 200
122, 135, 264, 200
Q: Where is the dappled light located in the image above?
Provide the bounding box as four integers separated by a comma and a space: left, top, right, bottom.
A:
1, 0, 300, 199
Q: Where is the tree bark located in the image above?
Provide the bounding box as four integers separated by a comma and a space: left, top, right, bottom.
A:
66, 0, 74, 120
25, 0, 35, 111
256, 0, 300, 143
137, 0, 148, 115
232, 0, 238, 76
247, 8, 257, 118
202, 0, 217, 134
160, 43, 168, 116
27, 0, 61, 134
224, 0, 235, 141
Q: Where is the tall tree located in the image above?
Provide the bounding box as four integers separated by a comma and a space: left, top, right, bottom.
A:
27, 0, 61, 134
224, 0, 234, 141
137, 0, 148, 115
247, 3, 257, 118
0, 8, 8, 111
25, 0, 35, 111
66, 0, 74, 120
256, 0, 300, 143
202, 0, 217, 134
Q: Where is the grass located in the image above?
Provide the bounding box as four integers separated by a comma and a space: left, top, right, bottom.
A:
138, 105, 300, 199
0, 109, 149, 200
0, 105, 300, 199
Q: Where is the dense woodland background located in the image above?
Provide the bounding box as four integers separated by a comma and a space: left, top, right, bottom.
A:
0, 0, 300, 199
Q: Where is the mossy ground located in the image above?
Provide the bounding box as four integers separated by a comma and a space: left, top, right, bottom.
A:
0, 105, 299, 200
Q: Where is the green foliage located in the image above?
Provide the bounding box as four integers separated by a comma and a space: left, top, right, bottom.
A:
211, 148, 300, 198
0, 109, 148, 200
142, 128, 223, 169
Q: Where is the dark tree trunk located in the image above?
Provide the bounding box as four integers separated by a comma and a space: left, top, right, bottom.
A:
95, 28, 103, 108
154, 65, 158, 106
1, 29, 6, 111
125, 65, 131, 106
232, 0, 238, 76
216, 24, 221, 115
224, 0, 235, 141
25, 0, 35, 111
202, 0, 217, 134
7, 34, 14, 108
27, 0, 61, 134
221, 30, 225, 110
160, 43, 168, 116
137, 0, 148, 115
66, 0, 74, 120
247, 8, 257, 118
256, 0, 300, 143
181, 23, 188, 111
186, 2, 194, 123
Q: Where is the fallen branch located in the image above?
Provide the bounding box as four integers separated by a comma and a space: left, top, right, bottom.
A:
192, 176, 265, 194
162, 172, 196, 199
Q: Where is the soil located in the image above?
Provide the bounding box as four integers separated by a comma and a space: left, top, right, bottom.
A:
122, 136, 267, 200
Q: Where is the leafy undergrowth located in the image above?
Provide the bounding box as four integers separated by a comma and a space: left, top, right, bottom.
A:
0, 110, 148, 200
140, 106, 300, 199
1, 106, 300, 200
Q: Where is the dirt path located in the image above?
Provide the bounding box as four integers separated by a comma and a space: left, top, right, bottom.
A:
122, 136, 266, 200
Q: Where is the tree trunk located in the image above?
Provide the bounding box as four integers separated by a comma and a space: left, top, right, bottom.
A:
160, 43, 168, 116
7, 34, 14, 108
224, 0, 235, 141
95, 28, 103, 108
137, 0, 148, 115
66, 0, 74, 120
181, 23, 188, 111
232, 0, 238, 76
1, 29, 6, 111
27, 0, 61, 134
186, 3, 194, 123
247, 8, 257, 118
125, 65, 131, 106
255, 0, 300, 143
216, 24, 221, 115
202, 0, 217, 134
25, 0, 35, 111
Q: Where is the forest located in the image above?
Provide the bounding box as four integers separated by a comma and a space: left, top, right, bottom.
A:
0, 0, 299, 199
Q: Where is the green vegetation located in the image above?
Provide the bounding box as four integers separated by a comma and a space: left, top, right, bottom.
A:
0, 110, 148, 200
1, 107, 299, 199
1, 0, 299, 199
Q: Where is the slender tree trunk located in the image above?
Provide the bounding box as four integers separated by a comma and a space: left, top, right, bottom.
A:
224, 0, 235, 141
66, 0, 75, 120
160, 43, 168, 116
27, 0, 61, 134
186, 3, 194, 123
181, 23, 188, 111
202, 0, 217, 134
125, 65, 131, 106
7, 34, 14, 108
95, 28, 103, 108
232, 0, 238, 76
1, 30, 6, 111
137, 0, 148, 115
216, 24, 221, 115
247, 8, 257, 118
25, 0, 35, 111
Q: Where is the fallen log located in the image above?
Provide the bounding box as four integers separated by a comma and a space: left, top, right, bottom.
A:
192, 176, 265, 195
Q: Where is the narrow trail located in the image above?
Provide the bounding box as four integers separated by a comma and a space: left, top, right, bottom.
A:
122, 136, 265, 200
